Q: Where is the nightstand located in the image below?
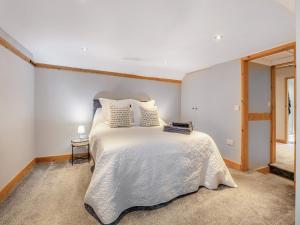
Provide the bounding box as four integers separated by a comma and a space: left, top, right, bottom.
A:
71, 138, 90, 165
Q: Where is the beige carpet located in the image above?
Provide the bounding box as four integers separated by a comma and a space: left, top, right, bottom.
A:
0, 161, 295, 225
274, 143, 294, 172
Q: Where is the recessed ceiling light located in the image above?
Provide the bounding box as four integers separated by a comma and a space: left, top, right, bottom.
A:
81, 47, 87, 54
214, 34, 223, 41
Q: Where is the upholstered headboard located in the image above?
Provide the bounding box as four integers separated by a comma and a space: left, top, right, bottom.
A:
93, 91, 151, 115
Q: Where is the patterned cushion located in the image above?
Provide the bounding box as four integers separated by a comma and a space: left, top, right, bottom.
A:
99, 98, 131, 121
140, 106, 160, 127
131, 100, 156, 126
109, 105, 132, 128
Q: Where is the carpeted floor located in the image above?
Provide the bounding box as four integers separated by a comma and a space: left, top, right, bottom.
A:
274, 143, 294, 172
0, 161, 295, 225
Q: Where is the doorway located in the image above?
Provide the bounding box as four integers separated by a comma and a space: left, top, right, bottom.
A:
271, 70, 295, 178
287, 78, 295, 144
240, 43, 296, 180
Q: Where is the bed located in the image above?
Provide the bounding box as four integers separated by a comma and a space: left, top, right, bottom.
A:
84, 96, 237, 224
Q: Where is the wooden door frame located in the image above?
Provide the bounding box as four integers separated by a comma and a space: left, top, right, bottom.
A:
240, 42, 296, 171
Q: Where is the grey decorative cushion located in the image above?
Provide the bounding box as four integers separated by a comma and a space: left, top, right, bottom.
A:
109, 105, 132, 128
140, 107, 160, 127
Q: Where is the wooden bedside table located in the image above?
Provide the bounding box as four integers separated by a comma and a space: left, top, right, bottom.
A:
71, 138, 90, 165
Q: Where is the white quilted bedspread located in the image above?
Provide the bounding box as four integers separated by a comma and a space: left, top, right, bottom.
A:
84, 114, 237, 224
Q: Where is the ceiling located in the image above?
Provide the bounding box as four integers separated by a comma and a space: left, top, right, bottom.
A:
252, 49, 294, 66
0, 0, 296, 80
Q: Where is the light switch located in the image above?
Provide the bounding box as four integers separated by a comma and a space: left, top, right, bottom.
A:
226, 139, 235, 146
234, 105, 240, 112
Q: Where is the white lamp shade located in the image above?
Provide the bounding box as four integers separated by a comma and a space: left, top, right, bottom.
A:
78, 125, 85, 134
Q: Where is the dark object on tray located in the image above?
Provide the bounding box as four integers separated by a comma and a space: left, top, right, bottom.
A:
164, 121, 193, 135
172, 121, 193, 129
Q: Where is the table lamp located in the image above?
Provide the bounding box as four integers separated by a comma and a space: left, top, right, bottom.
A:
78, 125, 86, 139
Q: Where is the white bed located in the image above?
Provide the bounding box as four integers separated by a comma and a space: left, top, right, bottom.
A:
84, 108, 237, 224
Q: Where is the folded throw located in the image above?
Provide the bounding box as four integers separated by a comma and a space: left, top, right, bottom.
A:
163, 125, 193, 135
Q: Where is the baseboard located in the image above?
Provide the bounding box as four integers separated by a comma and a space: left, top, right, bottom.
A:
0, 153, 89, 202
0, 159, 36, 202
35, 153, 88, 163
276, 139, 288, 144
35, 154, 71, 163
256, 166, 270, 174
223, 159, 241, 170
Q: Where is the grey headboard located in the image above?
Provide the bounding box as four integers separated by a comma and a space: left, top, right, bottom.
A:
93, 91, 151, 115
93, 99, 102, 116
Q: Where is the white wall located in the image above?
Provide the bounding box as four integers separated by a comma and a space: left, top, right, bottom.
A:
295, 1, 300, 224
0, 45, 35, 190
181, 60, 241, 163
34, 68, 181, 157
275, 66, 295, 140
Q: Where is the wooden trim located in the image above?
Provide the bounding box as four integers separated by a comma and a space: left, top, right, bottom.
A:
35, 153, 88, 163
240, 42, 297, 172
0, 159, 36, 202
276, 139, 288, 144
241, 42, 296, 61
35, 63, 182, 84
0, 153, 90, 201
35, 154, 72, 163
248, 113, 271, 121
256, 166, 270, 174
223, 159, 241, 170
241, 60, 249, 171
0, 35, 181, 84
270, 66, 276, 163
274, 61, 295, 69
0, 36, 34, 65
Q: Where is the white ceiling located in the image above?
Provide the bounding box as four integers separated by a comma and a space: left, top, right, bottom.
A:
0, 0, 296, 80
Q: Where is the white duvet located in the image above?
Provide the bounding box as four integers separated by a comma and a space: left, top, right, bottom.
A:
84, 111, 237, 224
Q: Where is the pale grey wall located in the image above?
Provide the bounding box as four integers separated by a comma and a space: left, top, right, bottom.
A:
0, 45, 35, 190
248, 63, 271, 113
34, 68, 181, 157
248, 62, 271, 169
295, 1, 300, 223
181, 60, 241, 163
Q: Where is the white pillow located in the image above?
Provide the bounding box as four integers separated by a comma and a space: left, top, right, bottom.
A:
109, 105, 132, 128
99, 98, 131, 121
131, 100, 156, 126
140, 106, 160, 127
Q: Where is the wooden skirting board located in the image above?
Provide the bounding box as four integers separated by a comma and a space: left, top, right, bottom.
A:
35, 154, 72, 163
223, 159, 241, 170
0, 159, 36, 202
0, 153, 89, 202
0, 35, 181, 84
0, 154, 240, 202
